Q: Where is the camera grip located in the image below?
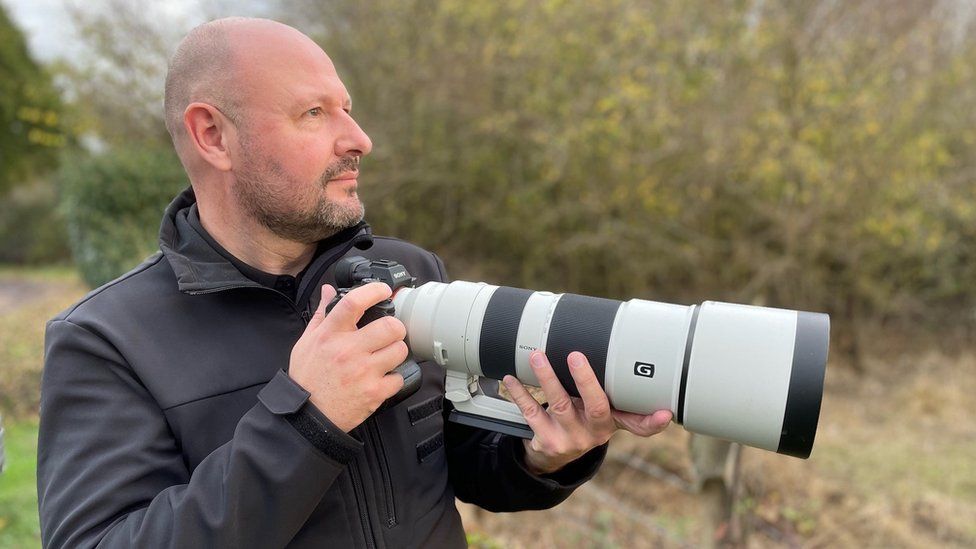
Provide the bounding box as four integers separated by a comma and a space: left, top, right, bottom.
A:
326, 291, 422, 410
379, 359, 423, 411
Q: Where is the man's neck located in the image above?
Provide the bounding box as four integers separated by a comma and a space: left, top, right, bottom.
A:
197, 202, 316, 277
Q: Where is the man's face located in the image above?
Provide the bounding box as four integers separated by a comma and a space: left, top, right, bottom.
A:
227, 31, 373, 243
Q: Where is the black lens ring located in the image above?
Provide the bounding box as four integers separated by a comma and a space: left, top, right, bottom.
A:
675, 305, 701, 425
479, 287, 533, 380
776, 312, 830, 458
544, 294, 621, 397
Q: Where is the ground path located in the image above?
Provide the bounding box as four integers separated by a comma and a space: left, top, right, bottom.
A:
0, 278, 61, 313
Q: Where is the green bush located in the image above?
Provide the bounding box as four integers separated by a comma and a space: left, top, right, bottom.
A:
0, 181, 70, 265
57, 146, 187, 288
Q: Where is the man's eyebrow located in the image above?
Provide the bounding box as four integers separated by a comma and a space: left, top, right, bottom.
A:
303, 94, 352, 111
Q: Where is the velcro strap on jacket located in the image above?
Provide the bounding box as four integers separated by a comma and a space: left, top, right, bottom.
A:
407, 396, 443, 425
416, 433, 444, 463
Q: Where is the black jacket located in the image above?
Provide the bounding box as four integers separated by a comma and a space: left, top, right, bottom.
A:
37, 188, 606, 548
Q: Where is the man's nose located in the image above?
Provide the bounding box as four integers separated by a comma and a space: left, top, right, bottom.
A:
336, 113, 372, 158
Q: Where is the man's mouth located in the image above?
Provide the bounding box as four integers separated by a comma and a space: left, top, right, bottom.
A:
322, 155, 361, 185
329, 171, 359, 182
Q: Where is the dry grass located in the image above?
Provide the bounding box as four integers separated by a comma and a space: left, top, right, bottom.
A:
462, 343, 976, 548
0, 267, 87, 420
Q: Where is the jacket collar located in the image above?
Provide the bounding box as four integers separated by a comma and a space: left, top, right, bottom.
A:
159, 187, 373, 295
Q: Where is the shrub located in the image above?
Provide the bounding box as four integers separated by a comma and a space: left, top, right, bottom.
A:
0, 181, 70, 265
57, 146, 187, 288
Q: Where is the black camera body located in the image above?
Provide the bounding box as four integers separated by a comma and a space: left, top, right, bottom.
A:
329, 257, 423, 410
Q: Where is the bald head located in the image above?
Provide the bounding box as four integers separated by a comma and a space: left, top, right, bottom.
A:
164, 17, 328, 153
165, 18, 235, 146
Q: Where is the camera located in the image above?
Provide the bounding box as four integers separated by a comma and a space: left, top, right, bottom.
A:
330, 257, 424, 410
338, 256, 829, 458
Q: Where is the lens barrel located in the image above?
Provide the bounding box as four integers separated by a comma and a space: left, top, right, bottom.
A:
393, 282, 829, 458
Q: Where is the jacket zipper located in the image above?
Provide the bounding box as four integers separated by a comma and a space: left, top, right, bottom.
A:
364, 418, 397, 528
186, 284, 264, 296
348, 459, 378, 549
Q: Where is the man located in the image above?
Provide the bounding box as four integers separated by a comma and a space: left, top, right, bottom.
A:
37, 18, 672, 548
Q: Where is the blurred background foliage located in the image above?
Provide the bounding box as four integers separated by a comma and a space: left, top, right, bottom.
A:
298, 0, 976, 323
56, 147, 186, 287
1, 0, 973, 344
0, 7, 65, 196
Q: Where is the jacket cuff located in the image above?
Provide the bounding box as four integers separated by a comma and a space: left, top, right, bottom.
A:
505, 436, 608, 490
258, 370, 363, 463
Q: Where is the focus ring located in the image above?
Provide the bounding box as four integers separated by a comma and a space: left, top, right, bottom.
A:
479, 287, 533, 380
544, 294, 621, 397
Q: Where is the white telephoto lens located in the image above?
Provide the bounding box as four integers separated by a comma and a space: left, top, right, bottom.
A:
394, 282, 829, 458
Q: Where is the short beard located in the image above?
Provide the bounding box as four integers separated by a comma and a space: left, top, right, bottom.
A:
234, 151, 365, 244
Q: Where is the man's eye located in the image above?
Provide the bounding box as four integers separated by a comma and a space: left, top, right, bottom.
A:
307, 107, 323, 117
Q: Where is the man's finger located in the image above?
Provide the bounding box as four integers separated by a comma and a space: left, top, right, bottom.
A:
612, 409, 673, 437
529, 352, 576, 423
307, 285, 337, 330
502, 375, 554, 434
566, 352, 613, 425
355, 316, 407, 353
367, 340, 409, 374
379, 368, 406, 398
323, 282, 392, 330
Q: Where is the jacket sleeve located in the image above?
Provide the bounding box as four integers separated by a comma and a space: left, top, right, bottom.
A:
428, 253, 608, 511
37, 319, 362, 549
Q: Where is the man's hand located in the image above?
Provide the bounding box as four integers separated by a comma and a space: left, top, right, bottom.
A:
503, 351, 673, 475
289, 283, 408, 432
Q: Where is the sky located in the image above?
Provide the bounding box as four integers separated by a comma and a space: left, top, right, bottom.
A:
3, 0, 80, 62
2, 0, 271, 63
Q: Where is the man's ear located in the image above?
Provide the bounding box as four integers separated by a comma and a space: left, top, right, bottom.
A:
183, 102, 235, 172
